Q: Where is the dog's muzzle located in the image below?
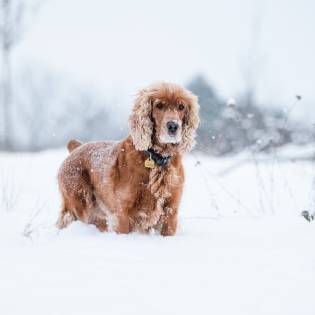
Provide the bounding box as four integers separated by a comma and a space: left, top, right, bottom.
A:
167, 121, 179, 135
160, 120, 182, 144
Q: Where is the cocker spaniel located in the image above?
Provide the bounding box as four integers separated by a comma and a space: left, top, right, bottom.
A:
56, 82, 199, 236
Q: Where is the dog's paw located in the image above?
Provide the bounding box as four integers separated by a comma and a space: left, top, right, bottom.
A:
56, 212, 76, 229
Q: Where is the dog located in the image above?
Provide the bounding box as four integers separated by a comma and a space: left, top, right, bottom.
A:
56, 82, 199, 236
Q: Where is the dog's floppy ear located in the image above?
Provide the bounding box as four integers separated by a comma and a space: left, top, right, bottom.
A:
179, 92, 200, 153
129, 89, 153, 151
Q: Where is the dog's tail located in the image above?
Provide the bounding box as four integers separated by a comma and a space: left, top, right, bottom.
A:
67, 139, 83, 153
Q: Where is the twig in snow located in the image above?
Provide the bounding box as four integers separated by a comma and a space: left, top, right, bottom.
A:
0, 171, 22, 212
301, 210, 314, 222
22, 199, 47, 240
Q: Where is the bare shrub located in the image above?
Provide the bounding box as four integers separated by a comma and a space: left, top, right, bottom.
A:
0, 171, 21, 211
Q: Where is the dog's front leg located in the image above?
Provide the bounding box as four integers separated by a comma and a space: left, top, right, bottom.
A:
160, 206, 178, 236
160, 180, 183, 236
115, 212, 130, 234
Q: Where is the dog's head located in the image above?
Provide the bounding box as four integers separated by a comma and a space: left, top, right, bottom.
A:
129, 82, 199, 154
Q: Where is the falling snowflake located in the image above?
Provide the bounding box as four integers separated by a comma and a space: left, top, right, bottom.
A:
227, 98, 236, 107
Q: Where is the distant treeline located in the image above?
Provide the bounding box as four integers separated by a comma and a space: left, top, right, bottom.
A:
188, 75, 314, 156
0, 69, 313, 154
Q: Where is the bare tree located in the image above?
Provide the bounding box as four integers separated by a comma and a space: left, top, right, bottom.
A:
0, 0, 39, 150
14, 67, 118, 151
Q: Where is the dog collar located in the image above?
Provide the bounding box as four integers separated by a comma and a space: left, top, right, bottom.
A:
144, 149, 171, 168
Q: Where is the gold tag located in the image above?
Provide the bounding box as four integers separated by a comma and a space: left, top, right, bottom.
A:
145, 158, 155, 169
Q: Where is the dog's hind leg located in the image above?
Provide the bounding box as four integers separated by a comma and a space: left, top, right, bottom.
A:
56, 211, 76, 229
88, 206, 108, 232
56, 184, 92, 229
56, 196, 78, 229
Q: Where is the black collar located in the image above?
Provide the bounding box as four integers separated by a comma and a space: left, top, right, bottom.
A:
144, 148, 171, 167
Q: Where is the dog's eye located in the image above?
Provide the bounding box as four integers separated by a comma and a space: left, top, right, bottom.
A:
178, 104, 185, 111
156, 103, 164, 110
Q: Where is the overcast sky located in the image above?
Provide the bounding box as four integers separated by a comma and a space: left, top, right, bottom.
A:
15, 0, 315, 118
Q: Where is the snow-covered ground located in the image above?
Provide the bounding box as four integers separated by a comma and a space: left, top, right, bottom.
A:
1, 146, 315, 315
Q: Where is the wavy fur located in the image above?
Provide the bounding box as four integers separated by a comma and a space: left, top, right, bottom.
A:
129, 82, 199, 153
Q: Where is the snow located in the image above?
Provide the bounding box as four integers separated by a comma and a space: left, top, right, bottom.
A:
0, 147, 315, 315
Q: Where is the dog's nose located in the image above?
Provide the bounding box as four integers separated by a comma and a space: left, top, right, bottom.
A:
167, 121, 179, 134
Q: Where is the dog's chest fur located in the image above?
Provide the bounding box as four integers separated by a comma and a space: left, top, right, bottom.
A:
117, 156, 181, 232
129, 165, 175, 232
89, 139, 183, 233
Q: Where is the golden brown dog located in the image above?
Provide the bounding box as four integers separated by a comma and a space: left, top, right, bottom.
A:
56, 82, 199, 236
